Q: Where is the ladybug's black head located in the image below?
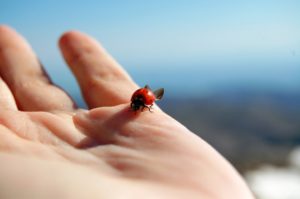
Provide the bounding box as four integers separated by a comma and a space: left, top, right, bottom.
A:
130, 97, 145, 111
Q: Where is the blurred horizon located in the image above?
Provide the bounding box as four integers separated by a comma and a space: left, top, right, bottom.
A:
1, 0, 300, 98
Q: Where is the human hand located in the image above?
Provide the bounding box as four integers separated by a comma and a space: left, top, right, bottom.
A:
0, 25, 254, 199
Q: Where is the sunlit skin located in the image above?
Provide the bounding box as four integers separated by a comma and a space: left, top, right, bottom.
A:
0, 25, 254, 199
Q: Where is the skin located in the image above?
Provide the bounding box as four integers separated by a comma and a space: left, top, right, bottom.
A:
0, 25, 254, 199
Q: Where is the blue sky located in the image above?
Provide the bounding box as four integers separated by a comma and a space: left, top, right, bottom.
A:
1, 1, 300, 96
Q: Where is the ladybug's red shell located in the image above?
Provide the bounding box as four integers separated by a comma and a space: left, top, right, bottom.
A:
130, 85, 164, 112
131, 88, 156, 105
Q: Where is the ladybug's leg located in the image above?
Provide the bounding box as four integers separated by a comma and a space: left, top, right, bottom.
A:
145, 105, 153, 113
149, 105, 154, 112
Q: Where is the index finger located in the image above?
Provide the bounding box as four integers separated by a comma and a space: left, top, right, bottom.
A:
59, 31, 138, 109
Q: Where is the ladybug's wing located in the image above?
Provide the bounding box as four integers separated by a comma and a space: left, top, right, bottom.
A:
153, 88, 164, 100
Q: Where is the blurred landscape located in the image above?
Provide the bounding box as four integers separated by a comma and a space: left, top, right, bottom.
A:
159, 90, 300, 173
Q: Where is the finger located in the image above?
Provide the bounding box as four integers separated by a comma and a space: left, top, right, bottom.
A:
0, 77, 17, 110
59, 31, 138, 109
0, 25, 76, 112
73, 104, 176, 145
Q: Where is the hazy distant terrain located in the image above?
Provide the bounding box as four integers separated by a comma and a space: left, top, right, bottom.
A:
159, 91, 300, 172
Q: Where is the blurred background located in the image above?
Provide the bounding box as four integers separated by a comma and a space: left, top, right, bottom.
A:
1, 0, 300, 198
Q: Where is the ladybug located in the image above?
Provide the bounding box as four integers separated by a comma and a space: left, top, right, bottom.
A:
130, 85, 164, 112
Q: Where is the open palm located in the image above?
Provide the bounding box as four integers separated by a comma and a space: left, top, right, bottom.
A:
0, 26, 253, 199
